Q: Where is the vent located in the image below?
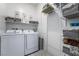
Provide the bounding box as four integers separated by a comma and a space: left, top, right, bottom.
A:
42, 4, 54, 14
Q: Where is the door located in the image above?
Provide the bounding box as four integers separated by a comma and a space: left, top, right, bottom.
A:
47, 12, 63, 56
1, 35, 24, 56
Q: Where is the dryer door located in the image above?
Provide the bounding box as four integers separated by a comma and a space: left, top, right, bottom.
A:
27, 34, 38, 49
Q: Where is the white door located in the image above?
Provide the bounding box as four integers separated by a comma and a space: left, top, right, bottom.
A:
1, 35, 24, 56
47, 12, 63, 56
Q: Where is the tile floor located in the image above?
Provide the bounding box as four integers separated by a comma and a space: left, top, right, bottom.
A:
28, 50, 52, 56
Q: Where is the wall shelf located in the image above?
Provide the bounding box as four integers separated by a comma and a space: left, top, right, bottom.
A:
61, 4, 79, 19
5, 17, 38, 31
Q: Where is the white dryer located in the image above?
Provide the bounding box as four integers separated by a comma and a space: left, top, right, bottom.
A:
24, 32, 39, 55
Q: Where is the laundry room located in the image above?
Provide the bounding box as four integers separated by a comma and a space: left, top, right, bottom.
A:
0, 3, 79, 56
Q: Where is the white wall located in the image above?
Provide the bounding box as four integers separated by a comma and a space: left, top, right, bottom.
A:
0, 17, 6, 34
0, 3, 39, 34
0, 4, 6, 34
0, 3, 38, 18
5, 3, 38, 21
0, 4, 6, 17
37, 4, 48, 51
